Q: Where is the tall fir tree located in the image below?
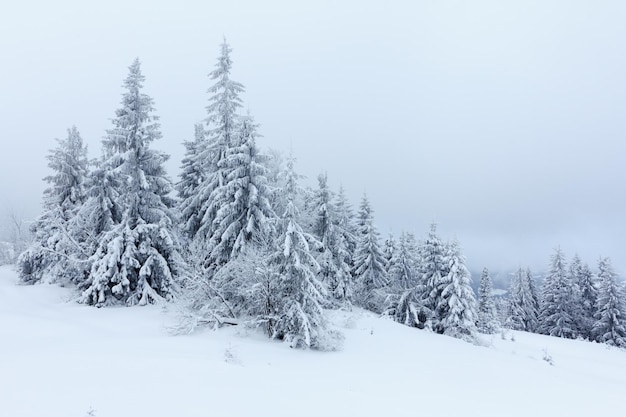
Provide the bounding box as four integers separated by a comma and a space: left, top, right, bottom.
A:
505, 268, 524, 331
310, 172, 334, 244
384, 232, 422, 328
437, 240, 477, 340
43, 126, 89, 221
383, 232, 397, 275
331, 185, 356, 303
592, 257, 626, 347
268, 156, 334, 349
388, 231, 419, 292
494, 296, 510, 328
309, 173, 352, 304
18, 126, 89, 284
177, 123, 206, 237
81, 59, 184, 306
334, 185, 357, 258
73, 160, 122, 265
505, 267, 539, 332
310, 173, 336, 286
571, 254, 597, 340
191, 39, 246, 253
477, 267, 499, 334
417, 223, 448, 330
352, 194, 388, 312
537, 248, 579, 338
204, 115, 275, 269
264, 148, 286, 217
526, 267, 540, 326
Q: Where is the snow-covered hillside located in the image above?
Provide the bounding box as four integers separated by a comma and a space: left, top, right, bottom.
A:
0, 265, 624, 417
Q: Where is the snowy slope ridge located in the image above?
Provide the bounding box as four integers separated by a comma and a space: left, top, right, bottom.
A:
1, 265, 624, 417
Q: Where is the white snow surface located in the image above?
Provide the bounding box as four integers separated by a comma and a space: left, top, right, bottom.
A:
0, 265, 624, 417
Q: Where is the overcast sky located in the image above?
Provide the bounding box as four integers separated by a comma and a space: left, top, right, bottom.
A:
1, 0, 625, 277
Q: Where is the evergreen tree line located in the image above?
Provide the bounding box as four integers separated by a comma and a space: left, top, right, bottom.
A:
502, 248, 626, 347
16, 40, 624, 350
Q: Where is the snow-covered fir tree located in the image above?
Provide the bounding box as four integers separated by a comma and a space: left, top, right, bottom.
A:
203, 114, 275, 269
177, 123, 206, 237
18, 126, 89, 284
389, 226, 477, 341
331, 185, 356, 303
178, 116, 275, 331
592, 257, 626, 347
477, 267, 499, 334
437, 239, 477, 341
494, 296, 510, 327
505, 268, 524, 331
42, 126, 89, 222
388, 231, 419, 293
308, 173, 352, 304
263, 148, 286, 215
72, 160, 123, 267
268, 156, 337, 349
188, 39, 246, 255
384, 231, 423, 328
537, 248, 579, 338
352, 194, 388, 312
334, 185, 357, 257
310, 173, 336, 284
526, 267, 540, 323
416, 223, 448, 330
81, 59, 184, 306
310, 173, 334, 244
383, 232, 397, 275
329, 227, 355, 305
385, 285, 423, 328
505, 267, 539, 332
571, 254, 597, 340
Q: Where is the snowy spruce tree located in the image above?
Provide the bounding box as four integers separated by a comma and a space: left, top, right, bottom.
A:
310, 173, 334, 243
41, 126, 89, 223
505, 269, 525, 331
334, 186, 357, 258
437, 240, 477, 341
177, 123, 206, 238
383, 232, 397, 275
268, 156, 338, 349
537, 248, 579, 338
570, 254, 597, 340
81, 59, 184, 306
204, 114, 275, 269
186, 39, 245, 256
72, 161, 123, 267
477, 267, 499, 334
416, 223, 448, 330
387, 231, 419, 293
384, 232, 423, 328
352, 194, 388, 312
263, 148, 286, 215
392, 228, 477, 341
526, 267, 541, 321
309, 172, 335, 285
18, 126, 89, 284
309, 173, 352, 304
331, 185, 357, 302
592, 257, 626, 347
505, 268, 539, 332
182, 115, 276, 327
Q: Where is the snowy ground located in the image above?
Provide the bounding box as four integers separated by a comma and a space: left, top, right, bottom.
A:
1, 265, 624, 417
